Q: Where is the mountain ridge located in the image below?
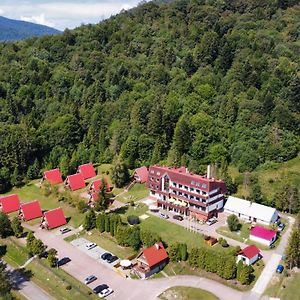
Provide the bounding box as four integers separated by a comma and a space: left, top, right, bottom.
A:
0, 16, 60, 41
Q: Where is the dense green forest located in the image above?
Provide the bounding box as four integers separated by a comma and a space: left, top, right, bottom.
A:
0, 0, 299, 194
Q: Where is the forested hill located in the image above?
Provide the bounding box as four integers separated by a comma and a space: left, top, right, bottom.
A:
0, 0, 299, 193
0, 16, 60, 41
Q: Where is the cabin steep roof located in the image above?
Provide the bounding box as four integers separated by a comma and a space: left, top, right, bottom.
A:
134, 166, 148, 183
239, 245, 260, 259
20, 200, 42, 221
44, 208, 67, 229
78, 163, 96, 179
43, 168, 63, 184
0, 194, 20, 213
66, 173, 85, 191
91, 179, 110, 193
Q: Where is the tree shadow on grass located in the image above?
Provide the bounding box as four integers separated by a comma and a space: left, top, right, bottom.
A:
112, 206, 129, 215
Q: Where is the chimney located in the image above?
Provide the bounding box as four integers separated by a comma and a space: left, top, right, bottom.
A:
155, 243, 160, 250
207, 165, 211, 179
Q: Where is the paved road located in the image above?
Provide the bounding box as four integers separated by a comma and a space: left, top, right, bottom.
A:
7, 264, 53, 300
23, 224, 244, 300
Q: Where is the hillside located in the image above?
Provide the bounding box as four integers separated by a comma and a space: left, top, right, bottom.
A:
0, 0, 299, 202
0, 16, 60, 41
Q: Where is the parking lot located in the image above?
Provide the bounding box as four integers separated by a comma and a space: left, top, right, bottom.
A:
71, 237, 120, 269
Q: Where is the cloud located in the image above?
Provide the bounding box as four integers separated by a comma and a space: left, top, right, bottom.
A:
21, 13, 55, 27
0, 8, 4, 15
0, 1, 142, 30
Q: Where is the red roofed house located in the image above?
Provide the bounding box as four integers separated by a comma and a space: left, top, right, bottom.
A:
19, 200, 42, 221
89, 178, 110, 202
0, 194, 20, 213
147, 165, 227, 221
237, 245, 261, 265
250, 226, 277, 246
42, 208, 67, 229
42, 168, 63, 185
134, 242, 168, 278
134, 166, 148, 184
65, 173, 86, 191
77, 163, 96, 180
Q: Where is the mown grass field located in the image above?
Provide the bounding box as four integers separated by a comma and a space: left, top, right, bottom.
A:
115, 183, 149, 203
159, 286, 219, 300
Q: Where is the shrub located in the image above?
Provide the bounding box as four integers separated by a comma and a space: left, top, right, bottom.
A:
127, 215, 140, 225
219, 237, 229, 247
227, 214, 240, 231
66, 285, 72, 290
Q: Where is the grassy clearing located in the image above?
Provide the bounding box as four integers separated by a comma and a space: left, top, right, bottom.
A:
230, 154, 300, 201
116, 183, 148, 203
0, 237, 29, 268
159, 286, 219, 300
264, 272, 300, 300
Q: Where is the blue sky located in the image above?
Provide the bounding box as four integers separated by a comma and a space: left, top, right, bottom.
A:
0, 0, 144, 30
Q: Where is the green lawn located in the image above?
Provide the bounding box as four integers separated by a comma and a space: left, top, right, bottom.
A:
0, 237, 29, 268
159, 286, 219, 300
116, 183, 149, 203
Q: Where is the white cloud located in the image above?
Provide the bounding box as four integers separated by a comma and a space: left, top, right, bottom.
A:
0, 8, 4, 15
21, 13, 55, 27
0, 1, 141, 30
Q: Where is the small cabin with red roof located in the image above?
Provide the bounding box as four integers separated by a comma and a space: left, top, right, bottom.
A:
237, 245, 261, 265
19, 200, 42, 221
134, 166, 148, 184
65, 173, 86, 191
77, 163, 96, 180
134, 242, 168, 278
0, 194, 20, 213
42, 208, 67, 229
42, 169, 63, 185
89, 178, 111, 202
250, 226, 277, 246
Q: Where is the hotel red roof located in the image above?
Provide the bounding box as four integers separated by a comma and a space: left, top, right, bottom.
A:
239, 245, 260, 259
78, 163, 96, 179
44, 168, 63, 184
91, 179, 110, 193
250, 226, 277, 241
44, 208, 67, 229
66, 173, 86, 191
134, 166, 148, 183
142, 242, 168, 268
0, 194, 20, 213
20, 200, 42, 221
148, 165, 226, 193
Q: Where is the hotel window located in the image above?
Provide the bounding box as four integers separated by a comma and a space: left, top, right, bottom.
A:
150, 170, 154, 174
156, 178, 159, 182
202, 183, 207, 188
196, 189, 200, 193
179, 192, 182, 196
151, 191, 155, 195
184, 193, 188, 198
179, 184, 183, 188
190, 195, 194, 199
196, 197, 200, 201
173, 182, 177, 187
184, 185, 188, 190
157, 172, 160, 175
190, 188, 194, 192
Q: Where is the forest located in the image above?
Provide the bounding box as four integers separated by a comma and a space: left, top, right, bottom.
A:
0, 0, 299, 195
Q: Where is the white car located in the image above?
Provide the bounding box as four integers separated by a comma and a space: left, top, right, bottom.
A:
60, 227, 71, 234
85, 243, 97, 250
84, 275, 97, 284
98, 288, 113, 298
206, 217, 217, 226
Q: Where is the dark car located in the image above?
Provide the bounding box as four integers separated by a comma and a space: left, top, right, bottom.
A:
93, 284, 109, 294
107, 255, 118, 264
173, 215, 183, 221
57, 257, 71, 267
101, 252, 112, 261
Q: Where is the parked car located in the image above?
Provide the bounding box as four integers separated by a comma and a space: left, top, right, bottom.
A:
84, 275, 97, 285
93, 284, 108, 294
85, 243, 97, 250
57, 257, 71, 267
60, 227, 71, 234
173, 215, 183, 221
276, 264, 284, 273
98, 288, 113, 298
206, 217, 218, 226
278, 223, 285, 231
107, 255, 118, 264
159, 212, 169, 219
101, 252, 112, 260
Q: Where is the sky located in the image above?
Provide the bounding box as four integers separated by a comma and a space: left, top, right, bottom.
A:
0, 0, 145, 30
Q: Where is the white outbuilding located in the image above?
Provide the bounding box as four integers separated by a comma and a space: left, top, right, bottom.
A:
224, 196, 278, 225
